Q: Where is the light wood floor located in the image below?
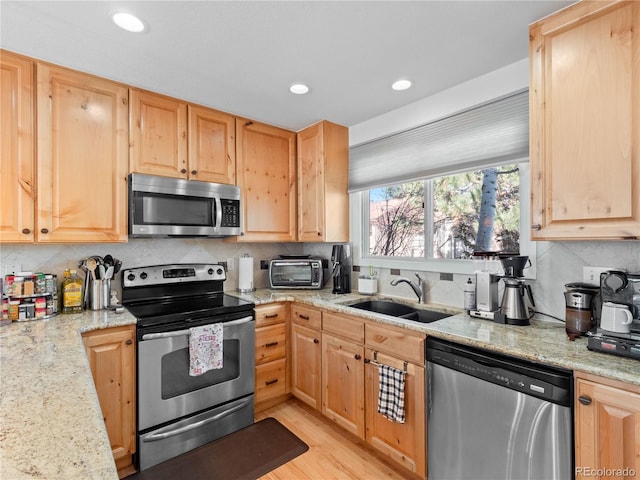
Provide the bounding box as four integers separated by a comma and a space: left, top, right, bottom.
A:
255, 399, 413, 480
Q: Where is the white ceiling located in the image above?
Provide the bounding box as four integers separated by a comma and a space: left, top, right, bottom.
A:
1, 1, 574, 132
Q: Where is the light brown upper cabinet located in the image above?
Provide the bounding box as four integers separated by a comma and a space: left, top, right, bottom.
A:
297, 121, 349, 242
529, 0, 640, 240
36, 63, 128, 243
235, 119, 297, 242
129, 89, 235, 184
0, 50, 35, 243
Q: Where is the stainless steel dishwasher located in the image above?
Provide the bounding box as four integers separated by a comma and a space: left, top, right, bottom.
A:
426, 337, 573, 480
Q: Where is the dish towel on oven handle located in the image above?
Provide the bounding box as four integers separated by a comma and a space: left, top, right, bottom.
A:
189, 323, 223, 376
377, 363, 406, 423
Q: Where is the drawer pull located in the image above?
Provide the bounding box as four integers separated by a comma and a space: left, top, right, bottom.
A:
22, 228, 31, 234
265, 313, 279, 319
125, 339, 133, 345
265, 379, 279, 386
265, 341, 279, 348
578, 395, 592, 406
298, 314, 310, 320
40, 228, 49, 234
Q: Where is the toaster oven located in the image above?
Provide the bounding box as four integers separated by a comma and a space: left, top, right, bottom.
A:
269, 259, 324, 289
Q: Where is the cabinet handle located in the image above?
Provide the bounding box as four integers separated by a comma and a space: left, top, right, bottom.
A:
265, 379, 278, 386
40, 228, 49, 234
578, 395, 592, 406
265, 341, 279, 348
125, 339, 133, 346
354, 354, 361, 360
180, 169, 187, 174
22, 228, 31, 234
298, 314, 310, 320
313, 338, 319, 344
191, 170, 197, 175
265, 314, 279, 319
531, 224, 541, 231
364, 358, 371, 364
317, 232, 322, 236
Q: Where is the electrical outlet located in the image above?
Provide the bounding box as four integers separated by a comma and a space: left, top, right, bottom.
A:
226, 258, 234, 272
583, 266, 615, 285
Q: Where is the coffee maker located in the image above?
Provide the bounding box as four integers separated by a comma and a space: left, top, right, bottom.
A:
499, 255, 535, 325
330, 244, 351, 294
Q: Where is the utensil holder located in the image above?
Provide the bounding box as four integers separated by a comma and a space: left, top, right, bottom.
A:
89, 279, 111, 310
358, 277, 377, 295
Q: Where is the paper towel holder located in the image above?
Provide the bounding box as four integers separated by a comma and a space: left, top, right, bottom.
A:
237, 253, 256, 293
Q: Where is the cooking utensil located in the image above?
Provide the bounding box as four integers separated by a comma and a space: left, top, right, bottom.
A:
104, 266, 114, 280
104, 254, 114, 267
86, 258, 97, 280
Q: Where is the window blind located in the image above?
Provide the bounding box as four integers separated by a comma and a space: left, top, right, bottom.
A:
348, 90, 529, 192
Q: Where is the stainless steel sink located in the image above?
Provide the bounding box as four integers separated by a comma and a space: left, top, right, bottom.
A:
347, 299, 451, 324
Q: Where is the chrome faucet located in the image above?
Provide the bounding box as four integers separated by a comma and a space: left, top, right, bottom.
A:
390, 273, 427, 304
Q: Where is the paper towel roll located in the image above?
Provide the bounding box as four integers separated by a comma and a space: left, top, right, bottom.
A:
238, 256, 255, 292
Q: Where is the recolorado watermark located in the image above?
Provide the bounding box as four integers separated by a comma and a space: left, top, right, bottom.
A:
576, 467, 636, 477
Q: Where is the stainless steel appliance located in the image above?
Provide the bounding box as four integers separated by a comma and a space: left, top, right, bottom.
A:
128, 173, 242, 237
427, 338, 573, 480
121, 264, 255, 470
498, 255, 534, 325
564, 282, 600, 340
330, 244, 351, 294
269, 257, 324, 289
586, 271, 640, 360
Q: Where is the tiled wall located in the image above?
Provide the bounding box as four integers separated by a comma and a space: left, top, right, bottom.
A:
1, 239, 638, 319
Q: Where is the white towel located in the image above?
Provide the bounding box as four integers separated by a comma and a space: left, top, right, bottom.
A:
377, 364, 406, 423
189, 323, 223, 376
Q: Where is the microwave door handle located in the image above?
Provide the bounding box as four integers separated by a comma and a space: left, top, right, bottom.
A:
141, 396, 253, 442
214, 195, 222, 228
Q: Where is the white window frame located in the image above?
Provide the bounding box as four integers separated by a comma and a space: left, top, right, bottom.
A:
350, 161, 536, 279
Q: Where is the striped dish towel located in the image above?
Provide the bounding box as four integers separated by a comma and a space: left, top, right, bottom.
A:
377, 363, 406, 423
189, 323, 223, 376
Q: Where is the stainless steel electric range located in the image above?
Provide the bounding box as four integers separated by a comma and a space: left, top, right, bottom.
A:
122, 263, 255, 471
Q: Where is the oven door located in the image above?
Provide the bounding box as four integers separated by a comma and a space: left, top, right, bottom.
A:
137, 314, 255, 431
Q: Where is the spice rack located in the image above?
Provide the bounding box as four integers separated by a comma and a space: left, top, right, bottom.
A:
2, 273, 58, 322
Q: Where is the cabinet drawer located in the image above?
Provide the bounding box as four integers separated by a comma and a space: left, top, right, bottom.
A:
255, 323, 286, 365
291, 303, 321, 330
255, 358, 287, 402
255, 303, 287, 327
365, 323, 425, 365
323, 312, 364, 343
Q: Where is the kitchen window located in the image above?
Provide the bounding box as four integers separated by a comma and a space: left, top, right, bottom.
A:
349, 91, 535, 276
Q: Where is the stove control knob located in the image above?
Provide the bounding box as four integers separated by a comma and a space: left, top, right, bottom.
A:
216, 268, 223, 275
127, 273, 136, 282
208, 268, 214, 275
140, 272, 148, 280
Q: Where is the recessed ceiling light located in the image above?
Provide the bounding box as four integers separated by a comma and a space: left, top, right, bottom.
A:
289, 83, 310, 95
392, 79, 412, 91
112, 12, 145, 33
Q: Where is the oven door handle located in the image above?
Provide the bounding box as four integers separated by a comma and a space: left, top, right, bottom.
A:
141, 315, 254, 340
141, 396, 253, 443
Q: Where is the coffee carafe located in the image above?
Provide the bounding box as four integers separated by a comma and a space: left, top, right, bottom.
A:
331, 244, 351, 294
564, 282, 599, 340
499, 255, 535, 325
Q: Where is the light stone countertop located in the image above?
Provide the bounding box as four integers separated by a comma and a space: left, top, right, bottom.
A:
1, 288, 638, 479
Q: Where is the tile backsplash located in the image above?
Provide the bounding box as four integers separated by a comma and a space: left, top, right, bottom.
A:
1, 239, 638, 320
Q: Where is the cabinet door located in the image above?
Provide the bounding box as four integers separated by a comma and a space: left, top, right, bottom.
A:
36, 64, 128, 243
529, 1, 640, 239
235, 119, 296, 242
290, 322, 321, 410
0, 51, 34, 242
297, 121, 349, 242
82, 326, 136, 470
130, 88, 188, 178
188, 105, 235, 184
365, 349, 426, 478
322, 333, 365, 439
575, 377, 640, 479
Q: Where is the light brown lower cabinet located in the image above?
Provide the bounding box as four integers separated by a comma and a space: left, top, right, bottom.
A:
82, 325, 136, 475
575, 371, 640, 480
290, 305, 427, 478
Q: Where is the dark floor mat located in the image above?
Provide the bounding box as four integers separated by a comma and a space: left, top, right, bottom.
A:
128, 417, 309, 480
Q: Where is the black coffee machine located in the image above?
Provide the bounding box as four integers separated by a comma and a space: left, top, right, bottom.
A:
331, 244, 351, 294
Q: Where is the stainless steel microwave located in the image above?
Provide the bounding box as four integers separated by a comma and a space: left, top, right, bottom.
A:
128, 173, 242, 237
269, 258, 324, 289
